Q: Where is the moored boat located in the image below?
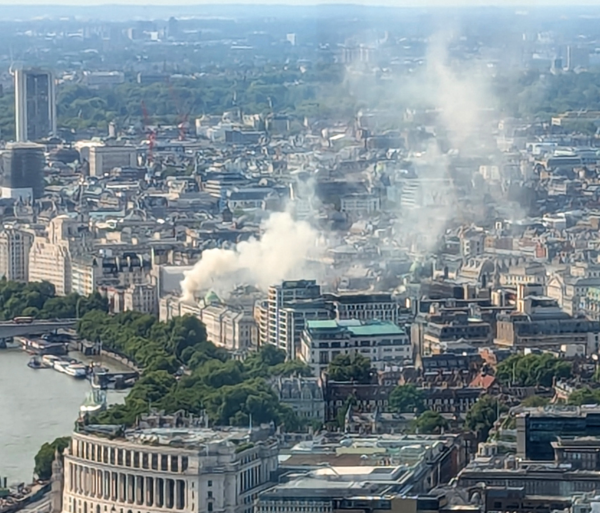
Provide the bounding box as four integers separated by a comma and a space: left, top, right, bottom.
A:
27, 356, 43, 369
63, 363, 87, 379
42, 355, 61, 368
53, 360, 69, 374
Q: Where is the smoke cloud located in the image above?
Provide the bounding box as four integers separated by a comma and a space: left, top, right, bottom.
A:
357, 30, 499, 254
180, 211, 320, 302
181, 30, 510, 302
425, 32, 495, 152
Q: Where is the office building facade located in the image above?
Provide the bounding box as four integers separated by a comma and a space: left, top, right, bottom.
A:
62, 419, 278, 513
516, 406, 600, 460
0, 228, 33, 282
29, 215, 86, 296
300, 319, 412, 374
88, 145, 138, 177
258, 280, 323, 357
0, 142, 45, 199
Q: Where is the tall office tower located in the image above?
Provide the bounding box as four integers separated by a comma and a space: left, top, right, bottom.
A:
0, 142, 45, 199
14, 68, 57, 142
259, 280, 324, 357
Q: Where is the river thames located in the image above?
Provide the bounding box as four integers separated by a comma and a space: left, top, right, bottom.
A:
0, 349, 128, 484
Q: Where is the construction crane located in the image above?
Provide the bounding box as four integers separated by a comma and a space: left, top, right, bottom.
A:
167, 82, 191, 141
141, 100, 156, 163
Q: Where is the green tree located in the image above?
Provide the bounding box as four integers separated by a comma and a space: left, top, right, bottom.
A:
465, 396, 507, 441
496, 353, 571, 387
568, 388, 600, 406
413, 411, 448, 434
520, 395, 550, 407
195, 359, 246, 388
327, 353, 372, 383
388, 384, 425, 413
271, 359, 313, 377
34, 437, 70, 480
79, 309, 312, 431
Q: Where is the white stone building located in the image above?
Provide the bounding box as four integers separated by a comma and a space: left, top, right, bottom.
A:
29, 216, 86, 296
62, 420, 278, 513
0, 228, 33, 282
88, 145, 137, 177
300, 319, 412, 374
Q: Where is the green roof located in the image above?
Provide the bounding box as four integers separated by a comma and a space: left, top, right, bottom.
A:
347, 323, 405, 337
204, 290, 221, 305
306, 320, 340, 330
306, 319, 405, 337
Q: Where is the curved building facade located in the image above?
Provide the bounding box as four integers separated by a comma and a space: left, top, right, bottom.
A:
62, 421, 278, 513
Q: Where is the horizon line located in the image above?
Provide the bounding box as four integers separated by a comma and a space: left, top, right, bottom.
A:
0, 1, 596, 7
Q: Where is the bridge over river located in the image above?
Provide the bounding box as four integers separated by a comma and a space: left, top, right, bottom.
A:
0, 319, 77, 342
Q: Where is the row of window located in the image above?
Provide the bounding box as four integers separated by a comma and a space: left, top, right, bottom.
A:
72, 440, 188, 473
67, 499, 198, 513
315, 339, 408, 349
315, 349, 410, 364
341, 304, 396, 310
67, 465, 188, 510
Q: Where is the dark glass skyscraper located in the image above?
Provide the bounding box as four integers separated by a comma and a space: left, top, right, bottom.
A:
0, 142, 45, 200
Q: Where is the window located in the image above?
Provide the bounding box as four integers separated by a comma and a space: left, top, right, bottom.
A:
208, 492, 213, 499
208, 504, 213, 512
208, 480, 212, 487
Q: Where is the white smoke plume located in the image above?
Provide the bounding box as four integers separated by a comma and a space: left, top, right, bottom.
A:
180, 211, 320, 302
425, 32, 496, 153
353, 30, 499, 255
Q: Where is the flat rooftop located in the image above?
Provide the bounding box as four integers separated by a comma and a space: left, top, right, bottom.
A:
126, 427, 256, 447
517, 405, 600, 417
82, 425, 262, 449
306, 319, 406, 336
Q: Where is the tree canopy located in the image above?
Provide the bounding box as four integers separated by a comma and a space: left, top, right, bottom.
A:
1, 67, 600, 143
388, 384, 425, 414
34, 436, 70, 480
495, 353, 571, 388
327, 353, 372, 383
0, 279, 107, 320
465, 395, 507, 442
412, 410, 448, 434
494, 70, 600, 121
78, 311, 311, 430
520, 395, 550, 408
568, 388, 600, 406
50, 66, 350, 138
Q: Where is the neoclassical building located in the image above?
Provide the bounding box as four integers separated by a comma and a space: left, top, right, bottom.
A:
61, 413, 279, 513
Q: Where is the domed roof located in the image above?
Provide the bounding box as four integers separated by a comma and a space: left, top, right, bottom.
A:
409, 259, 422, 274
204, 290, 221, 305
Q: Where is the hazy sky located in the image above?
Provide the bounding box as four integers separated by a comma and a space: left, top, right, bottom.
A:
0, 0, 591, 6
